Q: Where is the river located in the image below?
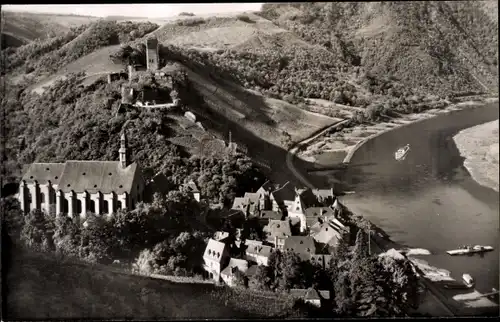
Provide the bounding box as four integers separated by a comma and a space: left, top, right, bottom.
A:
316, 103, 499, 296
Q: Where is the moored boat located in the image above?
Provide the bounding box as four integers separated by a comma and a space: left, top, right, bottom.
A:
395, 144, 411, 161
462, 274, 475, 288
446, 245, 494, 256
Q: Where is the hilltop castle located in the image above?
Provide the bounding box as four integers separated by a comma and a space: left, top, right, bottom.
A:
18, 132, 146, 217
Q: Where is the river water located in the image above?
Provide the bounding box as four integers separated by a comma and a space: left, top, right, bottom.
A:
321, 103, 499, 295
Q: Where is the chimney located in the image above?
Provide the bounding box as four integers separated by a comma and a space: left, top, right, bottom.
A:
274, 236, 278, 247
107, 74, 112, 84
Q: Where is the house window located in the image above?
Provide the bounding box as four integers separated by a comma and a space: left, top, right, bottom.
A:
117, 200, 122, 210
40, 193, 46, 205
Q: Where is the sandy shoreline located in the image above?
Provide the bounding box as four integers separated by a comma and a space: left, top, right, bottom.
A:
453, 120, 499, 192
297, 97, 500, 166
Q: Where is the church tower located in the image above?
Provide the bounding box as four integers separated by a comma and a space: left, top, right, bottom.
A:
119, 132, 128, 168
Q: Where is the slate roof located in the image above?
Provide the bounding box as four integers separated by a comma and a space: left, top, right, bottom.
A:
203, 238, 228, 263
245, 243, 272, 258
231, 197, 249, 211
22, 161, 139, 194
259, 210, 283, 221
283, 236, 316, 260
290, 288, 330, 301
21, 163, 66, 186
185, 179, 199, 193
244, 239, 263, 246
214, 231, 230, 241
310, 222, 343, 246
312, 188, 335, 200
263, 219, 292, 239
310, 254, 333, 268
221, 258, 249, 276
245, 264, 259, 278
57, 161, 138, 194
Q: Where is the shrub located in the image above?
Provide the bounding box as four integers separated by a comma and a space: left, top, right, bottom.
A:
236, 15, 254, 23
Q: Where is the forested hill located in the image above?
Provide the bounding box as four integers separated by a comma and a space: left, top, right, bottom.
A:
258, 1, 499, 96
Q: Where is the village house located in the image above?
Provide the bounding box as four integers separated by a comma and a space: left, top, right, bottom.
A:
254, 210, 283, 226
283, 236, 316, 261
289, 288, 331, 308
220, 258, 249, 287
203, 238, 230, 282
184, 179, 201, 202
304, 207, 336, 229
263, 219, 292, 249
309, 254, 333, 269
309, 222, 345, 251
17, 132, 145, 217
213, 231, 230, 242
245, 242, 273, 266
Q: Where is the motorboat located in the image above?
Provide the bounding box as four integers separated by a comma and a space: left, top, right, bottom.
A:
395, 144, 411, 161
462, 274, 475, 288
444, 273, 475, 289
446, 245, 494, 256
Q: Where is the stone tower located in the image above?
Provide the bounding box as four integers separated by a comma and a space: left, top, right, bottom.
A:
119, 132, 128, 168
146, 37, 159, 71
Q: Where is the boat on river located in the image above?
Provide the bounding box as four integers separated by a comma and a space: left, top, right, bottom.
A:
395, 144, 411, 161
444, 273, 475, 289
446, 245, 494, 256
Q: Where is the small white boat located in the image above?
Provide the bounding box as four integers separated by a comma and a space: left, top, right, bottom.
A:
462, 274, 475, 288
446, 245, 494, 256
395, 144, 411, 161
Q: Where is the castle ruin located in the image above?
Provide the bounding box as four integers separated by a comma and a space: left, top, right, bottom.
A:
146, 37, 159, 71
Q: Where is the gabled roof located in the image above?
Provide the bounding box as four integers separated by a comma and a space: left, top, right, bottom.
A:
310, 254, 333, 268
23, 161, 140, 194
203, 238, 228, 263
283, 236, 316, 259
185, 179, 199, 193
21, 163, 66, 186
213, 231, 230, 242
246, 264, 259, 277
245, 243, 272, 258
304, 207, 336, 218
310, 222, 343, 246
231, 197, 249, 211
259, 210, 283, 221
57, 161, 138, 194
221, 258, 249, 276
244, 239, 263, 246
305, 207, 336, 227
263, 219, 292, 239
312, 188, 334, 200
290, 288, 331, 301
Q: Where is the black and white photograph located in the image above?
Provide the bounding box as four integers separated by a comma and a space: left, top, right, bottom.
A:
0, 1, 498, 319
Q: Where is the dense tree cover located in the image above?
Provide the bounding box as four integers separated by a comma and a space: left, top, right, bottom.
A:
249, 230, 419, 317
2, 73, 265, 201
3, 20, 158, 77
259, 2, 498, 97
6, 190, 210, 270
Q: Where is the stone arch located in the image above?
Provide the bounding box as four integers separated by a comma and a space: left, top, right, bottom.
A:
89, 199, 96, 214
103, 199, 110, 214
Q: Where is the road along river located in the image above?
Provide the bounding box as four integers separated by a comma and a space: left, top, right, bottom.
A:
317, 102, 499, 310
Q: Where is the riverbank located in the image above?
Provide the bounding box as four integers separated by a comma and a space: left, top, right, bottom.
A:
296, 97, 499, 166
453, 119, 499, 192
